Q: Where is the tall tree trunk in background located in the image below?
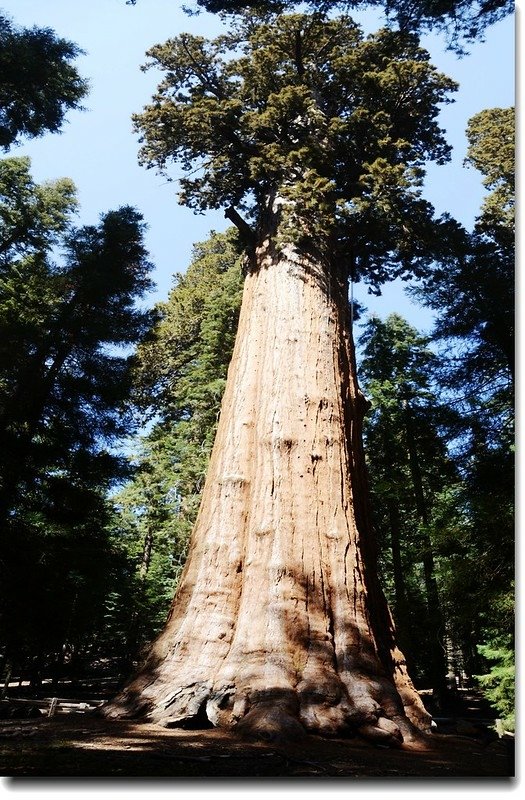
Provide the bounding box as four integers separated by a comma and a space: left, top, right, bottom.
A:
386, 499, 413, 671
105, 209, 430, 744
125, 525, 155, 666
403, 398, 447, 702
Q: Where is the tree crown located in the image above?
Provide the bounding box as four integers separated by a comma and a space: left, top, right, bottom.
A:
0, 13, 88, 150
135, 12, 457, 289
465, 106, 514, 232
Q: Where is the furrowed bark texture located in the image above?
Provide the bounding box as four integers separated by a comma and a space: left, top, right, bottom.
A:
106, 228, 431, 743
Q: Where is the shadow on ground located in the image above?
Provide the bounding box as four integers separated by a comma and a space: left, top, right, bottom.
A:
0, 714, 515, 778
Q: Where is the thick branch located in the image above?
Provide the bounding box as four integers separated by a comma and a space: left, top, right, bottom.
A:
224, 206, 256, 247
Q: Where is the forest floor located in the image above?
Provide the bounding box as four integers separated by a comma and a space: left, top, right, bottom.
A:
0, 690, 515, 779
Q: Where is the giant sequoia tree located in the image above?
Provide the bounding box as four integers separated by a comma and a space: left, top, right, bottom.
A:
106, 11, 457, 743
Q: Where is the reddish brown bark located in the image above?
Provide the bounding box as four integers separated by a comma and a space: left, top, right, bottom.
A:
104, 219, 431, 745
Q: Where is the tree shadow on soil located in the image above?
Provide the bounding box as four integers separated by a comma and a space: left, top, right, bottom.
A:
0, 715, 515, 779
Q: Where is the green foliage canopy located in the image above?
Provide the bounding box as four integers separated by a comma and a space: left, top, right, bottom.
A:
465, 106, 514, 232
405, 107, 514, 711
476, 637, 515, 731
0, 157, 155, 672
0, 164, 155, 512
359, 313, 456, 685
0, 13, 88, 150
411, 106, 514, 409
134, 12, 457, 291
127, 0, 513, 51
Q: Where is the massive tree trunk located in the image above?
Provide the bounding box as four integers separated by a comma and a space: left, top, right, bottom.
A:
104, 212, 431, 744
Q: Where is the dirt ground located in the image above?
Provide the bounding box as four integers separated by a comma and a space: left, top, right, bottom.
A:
0, 714, 515, 779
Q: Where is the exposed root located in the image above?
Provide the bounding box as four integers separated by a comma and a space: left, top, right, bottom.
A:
358, 716, 404, 747
235, 701, 307, 745
98, 692, 151, 721
102, 676, 431, 751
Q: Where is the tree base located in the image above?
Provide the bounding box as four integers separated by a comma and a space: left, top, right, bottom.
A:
102, 676, 429, 748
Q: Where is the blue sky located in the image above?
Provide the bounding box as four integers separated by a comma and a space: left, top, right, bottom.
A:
0, 0, 516, 332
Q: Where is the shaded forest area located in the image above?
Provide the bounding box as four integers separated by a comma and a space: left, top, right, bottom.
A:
0, 0, 514, 777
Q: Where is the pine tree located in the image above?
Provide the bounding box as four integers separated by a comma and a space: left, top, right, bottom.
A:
410, 107, 514, 722
0, 157, 155, 678
0, 13, 87, 150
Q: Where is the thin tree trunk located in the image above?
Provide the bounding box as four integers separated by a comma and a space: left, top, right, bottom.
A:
386, 499, 413, 665
139, 526, 154, 582
105, 219, 430, 744
388, 502, 408, 616
125, 526, 155, 663
402, 398, 447, 702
